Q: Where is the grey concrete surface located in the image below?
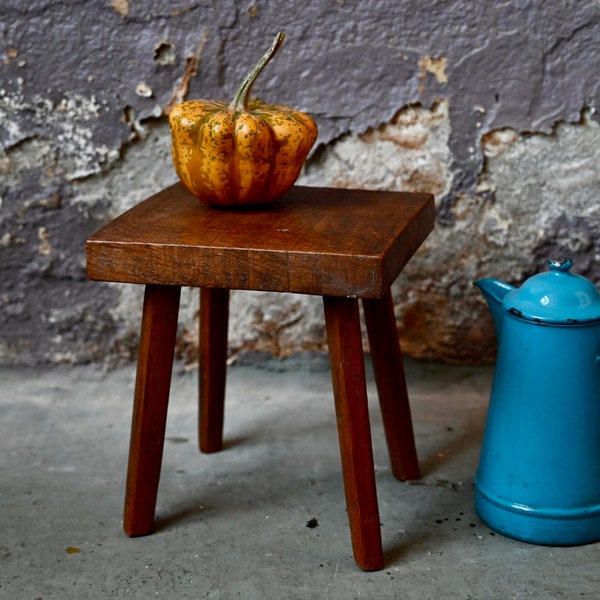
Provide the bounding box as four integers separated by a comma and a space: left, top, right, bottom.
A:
1, 354, 599, 599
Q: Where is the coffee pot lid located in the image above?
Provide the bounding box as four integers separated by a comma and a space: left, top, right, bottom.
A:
504, 258, 600, 324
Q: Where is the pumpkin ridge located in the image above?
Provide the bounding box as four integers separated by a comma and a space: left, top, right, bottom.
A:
262, 122, 279, 202
191, 113, 208, 200
230, 113, 243, 203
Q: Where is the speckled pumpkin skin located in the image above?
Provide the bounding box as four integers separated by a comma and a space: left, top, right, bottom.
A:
169, 98, 318, 207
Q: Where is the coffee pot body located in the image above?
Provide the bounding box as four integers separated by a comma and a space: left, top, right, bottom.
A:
474, 258, 600, 545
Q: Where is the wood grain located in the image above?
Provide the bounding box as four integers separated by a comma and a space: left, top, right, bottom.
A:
86, 183, 434, 299
324, 295, 383, 571
124, 284, 181, 536
363, 290, 420, 481
199, 287, 229, 453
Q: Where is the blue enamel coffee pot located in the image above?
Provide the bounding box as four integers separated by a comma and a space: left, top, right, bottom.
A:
474, 258, 600, 545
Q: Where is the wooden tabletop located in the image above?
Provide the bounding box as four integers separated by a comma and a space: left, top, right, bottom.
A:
86, 183, 434, 299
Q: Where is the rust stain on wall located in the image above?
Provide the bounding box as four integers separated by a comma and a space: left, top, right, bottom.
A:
163, 28, 210, 116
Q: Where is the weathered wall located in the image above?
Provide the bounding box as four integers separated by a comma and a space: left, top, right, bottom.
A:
1, 0, 599, 365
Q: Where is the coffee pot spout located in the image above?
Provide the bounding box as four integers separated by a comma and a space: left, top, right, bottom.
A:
474, 278, 515, 340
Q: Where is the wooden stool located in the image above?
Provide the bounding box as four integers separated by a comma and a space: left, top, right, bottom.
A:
86, 183, 434, 570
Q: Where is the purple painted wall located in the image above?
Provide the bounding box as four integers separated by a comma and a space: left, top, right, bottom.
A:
1, 0, 598, 364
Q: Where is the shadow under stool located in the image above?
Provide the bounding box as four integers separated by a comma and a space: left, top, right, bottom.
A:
85, 183, 435, 570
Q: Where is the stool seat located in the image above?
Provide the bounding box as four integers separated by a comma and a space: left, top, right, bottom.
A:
86, 183, 435, 570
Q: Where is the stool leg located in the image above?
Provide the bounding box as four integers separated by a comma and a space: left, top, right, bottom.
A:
199, 287, 230, 453
363, 289, 420, 481
323, 295, 383, 571
124, 284, 181, 536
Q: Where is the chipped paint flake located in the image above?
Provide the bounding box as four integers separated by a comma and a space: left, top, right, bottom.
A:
135, 82, 153, 98
153, 41, 176, 66
419, 55, 448, 84
37, 227, 52, 256
111, 0, 129, 17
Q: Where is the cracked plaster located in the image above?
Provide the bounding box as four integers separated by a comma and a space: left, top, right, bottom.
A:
0, 0, 599, 365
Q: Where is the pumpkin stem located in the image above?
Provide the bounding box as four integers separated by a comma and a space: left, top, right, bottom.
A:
229, 32, 285, 111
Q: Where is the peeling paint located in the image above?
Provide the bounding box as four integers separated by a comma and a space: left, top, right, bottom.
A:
0, 0, 598, 366
135, 83, 154, 98
301, 101, 452, 199
111, 0, 129, 17
153, 41, 177, 66
0, 83, 118, 179
163, 28, 210, 116
419, 55, 448, 84
37, 226, 52, 256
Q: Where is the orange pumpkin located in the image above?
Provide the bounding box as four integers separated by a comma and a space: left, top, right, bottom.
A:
169, 32, 318, 207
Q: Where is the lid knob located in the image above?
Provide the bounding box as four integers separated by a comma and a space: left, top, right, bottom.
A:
548, 257, 573, 272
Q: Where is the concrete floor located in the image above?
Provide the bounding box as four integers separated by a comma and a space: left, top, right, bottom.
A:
1, 353, 599, 599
